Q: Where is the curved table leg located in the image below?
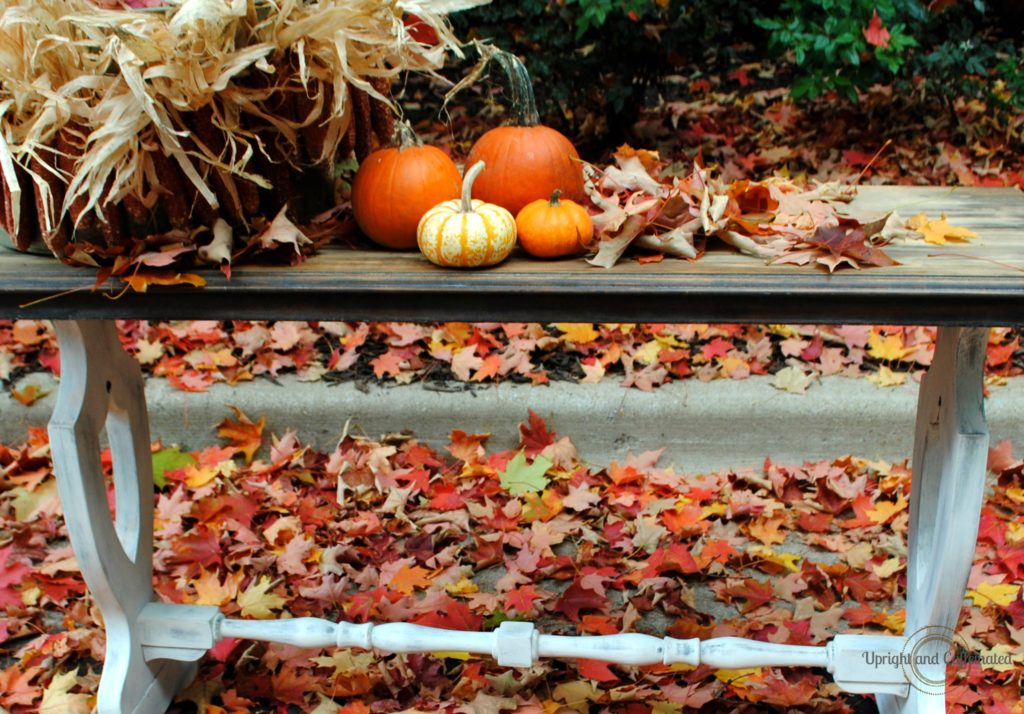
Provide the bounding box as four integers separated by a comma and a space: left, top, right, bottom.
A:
876, 326, 989, 714
48, 320, 196, 714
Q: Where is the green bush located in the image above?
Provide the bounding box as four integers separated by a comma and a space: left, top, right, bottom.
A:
757, 0, 922, 101
448, 0, 763, 147
757, 0, 1024, 107
445, 0, 1022, 147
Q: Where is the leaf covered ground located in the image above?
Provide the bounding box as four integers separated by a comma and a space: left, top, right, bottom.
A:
1, 410, 1022, 713
1, 320, 1022, 399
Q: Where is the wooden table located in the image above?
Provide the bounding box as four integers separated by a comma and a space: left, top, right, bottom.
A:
2, 186, 1022, 714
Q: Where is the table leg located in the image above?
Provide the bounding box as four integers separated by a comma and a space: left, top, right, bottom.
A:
48, 320, 196, 714
876, 326, 989, 714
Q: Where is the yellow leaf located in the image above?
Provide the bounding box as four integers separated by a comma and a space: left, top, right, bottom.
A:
184, 464, 219, 489
444, 576, 479, 596
39, 670, 91, 714
701, 502, 727, 519
881, 610, 905, 633
10, 479, 61, 522
237, 576, 287, 619
747, 544, 802, 572
866, 494, 908, 525
1007, 521, 1024, 544
311, 650, 375, 679
908, 212, 977, 245
714, 667, 761, 687
430, 650, 472, 660
555, 323, 600, 344
872, 556, 903, 579
552, 680, 599, 714
867, 331, 912, 362
633, 340, 662, 365
967, 581, 1021, 607
867, 365, 908, 388
192, 569, 240, 606
978, 644, 1020, 673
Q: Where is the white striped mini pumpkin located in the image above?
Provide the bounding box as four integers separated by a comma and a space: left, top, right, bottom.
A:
417, 161, 517, 268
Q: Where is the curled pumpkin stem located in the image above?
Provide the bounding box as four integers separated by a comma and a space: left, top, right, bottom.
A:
461, 161, 486, 213
393, 119, 422, 149
491, 50, 539, 127
549, 189, 562, 206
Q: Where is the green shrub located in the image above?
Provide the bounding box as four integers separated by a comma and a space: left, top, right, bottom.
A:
448, 0, 764, 146
757, 0, 922, 101
443, 0, 1022, 148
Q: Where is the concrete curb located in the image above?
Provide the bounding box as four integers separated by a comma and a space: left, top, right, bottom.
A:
3, 373, 1022, 472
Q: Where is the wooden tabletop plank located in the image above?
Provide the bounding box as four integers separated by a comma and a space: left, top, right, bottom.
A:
1, 186, 1022, 325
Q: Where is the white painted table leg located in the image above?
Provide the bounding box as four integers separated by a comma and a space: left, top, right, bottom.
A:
48, 320, 196, 714
876, 326, 989, 714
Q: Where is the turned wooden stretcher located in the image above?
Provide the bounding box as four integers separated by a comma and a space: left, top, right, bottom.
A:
2, 186, 1023, 714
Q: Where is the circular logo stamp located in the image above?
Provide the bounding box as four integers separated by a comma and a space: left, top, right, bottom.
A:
901, 625, 975, 695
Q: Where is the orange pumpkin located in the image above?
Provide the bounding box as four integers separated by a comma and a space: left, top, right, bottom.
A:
466, 51, 585, 216
351, 125, 461, 250
516, 189, 593, 258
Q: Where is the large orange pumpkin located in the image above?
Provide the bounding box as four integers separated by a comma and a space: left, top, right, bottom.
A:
466, 51, 585, 217
351, 125, 461, 250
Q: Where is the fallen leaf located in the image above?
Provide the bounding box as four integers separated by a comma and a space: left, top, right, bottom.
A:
10, 384, 48, 406
772, 365, 813, 393
123, 272, 207, 292
217, 406, 265, 464
967, 581, 1022, 608
499, 450, 553, 496
907, 213, 977, 245
237, 576, 287, 619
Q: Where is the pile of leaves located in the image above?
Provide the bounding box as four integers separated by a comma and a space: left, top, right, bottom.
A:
2, 320, 1021, 398
582, 147, 911, 271
1, 410, 1022, 712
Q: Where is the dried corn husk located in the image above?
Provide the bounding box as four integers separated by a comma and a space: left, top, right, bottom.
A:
0, 0, 488, 263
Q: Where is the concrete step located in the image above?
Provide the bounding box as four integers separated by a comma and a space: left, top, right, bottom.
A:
3, 373, 1021, 472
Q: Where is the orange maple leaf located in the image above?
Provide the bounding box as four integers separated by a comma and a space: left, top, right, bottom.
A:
123, 271, 207, 293
216, 405, 265, 464
388, 564, 433, 595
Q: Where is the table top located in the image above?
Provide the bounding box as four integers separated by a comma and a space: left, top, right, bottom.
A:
1, 186, 1022, 325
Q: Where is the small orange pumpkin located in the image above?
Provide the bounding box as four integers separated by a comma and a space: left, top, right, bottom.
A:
515, 189, 593, 258
351, 124, 461, 250
465, 51, 585, 216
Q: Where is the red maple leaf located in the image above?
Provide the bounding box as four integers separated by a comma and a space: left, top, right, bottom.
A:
553, 580, 608, 622
805, 218, 897, 271
719, 578, 774, 613
506, 584, 543, 614
413, 596, 483, 631
578, 658, 619, 682
701, 337, 734, 361
0, 546, 31, 608
863, 9, 891, 48
519, 410, 555, 457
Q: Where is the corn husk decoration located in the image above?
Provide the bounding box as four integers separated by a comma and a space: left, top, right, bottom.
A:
0, 0, 488, 270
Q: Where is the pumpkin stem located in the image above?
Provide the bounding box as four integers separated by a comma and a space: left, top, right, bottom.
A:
548, 189, 562, 207
393, 120, 421, 149
492, 50, 539, 127
461, 161, 486, 213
